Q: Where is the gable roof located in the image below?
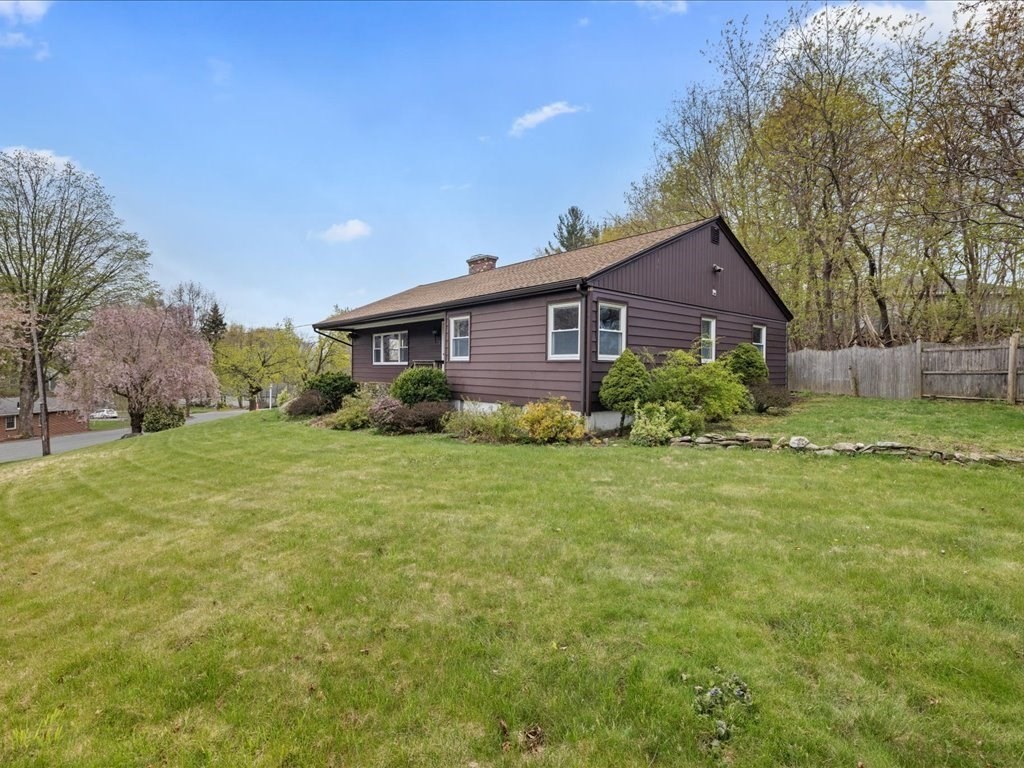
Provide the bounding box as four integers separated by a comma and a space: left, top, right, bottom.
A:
0, 397, 79, 417
315, 218, 714, 329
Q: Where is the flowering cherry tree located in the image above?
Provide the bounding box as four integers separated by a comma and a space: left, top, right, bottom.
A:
61, 304, 219, 434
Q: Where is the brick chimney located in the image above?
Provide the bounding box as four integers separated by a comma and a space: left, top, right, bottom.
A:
467, 254, 498, 275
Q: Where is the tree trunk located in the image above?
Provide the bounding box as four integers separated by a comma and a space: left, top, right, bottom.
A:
129, 411, 144, 434
248, 397, 258, 411
18, 347, 36, 439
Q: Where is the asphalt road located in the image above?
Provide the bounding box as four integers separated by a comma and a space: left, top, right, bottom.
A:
0, 409, 249, 464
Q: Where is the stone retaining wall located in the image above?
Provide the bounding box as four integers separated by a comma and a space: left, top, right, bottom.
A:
669, 432, 1024, 467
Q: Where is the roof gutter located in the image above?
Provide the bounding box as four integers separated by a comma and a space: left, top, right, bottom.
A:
313, 328, 352, 347
314, 279, 581, 332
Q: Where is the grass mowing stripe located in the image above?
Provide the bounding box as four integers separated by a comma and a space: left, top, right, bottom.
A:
1, 411, 1022, 766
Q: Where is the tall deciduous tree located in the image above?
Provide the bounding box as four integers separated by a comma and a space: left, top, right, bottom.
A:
620, 2, 1023, 347
215, 324, 306, 410
0, 149, 152, 436
60, 304, 219, 434
544, 206, 600, 255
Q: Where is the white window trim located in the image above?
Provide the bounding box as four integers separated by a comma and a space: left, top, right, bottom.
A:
4, 415, 16, 430
596, 302, 627, 362
449, 315, 470, 362
372, 331, 409, 366
752, 325, 767, 360
547, 301, 581, 361
700, 317, 717, 363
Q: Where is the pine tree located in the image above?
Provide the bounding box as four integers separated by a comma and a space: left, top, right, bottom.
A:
544, 206, 600, 255
200, 302, 227, 348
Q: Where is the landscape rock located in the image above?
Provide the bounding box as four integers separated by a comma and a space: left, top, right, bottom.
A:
876, 441, 908, 449
733, 433, 751, 442
789, 436, 811, 450
815, 449, 836, 456
704, 433, 726, 441
749, 439, 772, 449
832, 442, 858, 453
694, 436, 712, 444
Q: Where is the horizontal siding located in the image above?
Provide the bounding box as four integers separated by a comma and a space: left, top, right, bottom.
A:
445, 291, 584, 408
591, 222, 789, 323
588, 290, 787, 409
351, 320, 442, 385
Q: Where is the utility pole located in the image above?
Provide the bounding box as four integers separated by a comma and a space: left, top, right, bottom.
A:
28, 300, 50, 457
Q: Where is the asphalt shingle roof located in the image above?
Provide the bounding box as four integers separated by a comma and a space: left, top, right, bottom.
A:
315, 218, 712, 328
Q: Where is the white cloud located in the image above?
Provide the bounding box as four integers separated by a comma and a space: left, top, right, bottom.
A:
0, 31, 30, 47
2, 146, 74, 167
635, 1, 688, 16
314, 219, 372, 244
508, 101, 584, 138
0, 0, 52, 24
207, 57, 232, 87
778, 0, 974, 55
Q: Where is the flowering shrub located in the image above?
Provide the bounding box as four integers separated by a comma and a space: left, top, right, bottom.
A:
520, 397, 585, 443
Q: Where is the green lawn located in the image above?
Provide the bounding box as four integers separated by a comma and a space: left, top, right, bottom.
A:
88, 417, 129, 431
731, 393, 1024, 455
2, 411, 1023, 766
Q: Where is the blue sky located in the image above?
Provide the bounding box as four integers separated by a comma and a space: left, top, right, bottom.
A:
1, 0, 949, 331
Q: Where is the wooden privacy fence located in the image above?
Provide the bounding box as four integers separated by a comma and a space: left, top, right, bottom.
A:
787, 332, 1022, 403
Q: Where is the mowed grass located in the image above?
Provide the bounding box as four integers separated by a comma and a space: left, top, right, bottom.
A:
731, 393, 1024, 455
1, 412, 1023, 766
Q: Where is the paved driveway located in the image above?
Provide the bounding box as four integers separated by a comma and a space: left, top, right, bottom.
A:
0, 409, 249, 464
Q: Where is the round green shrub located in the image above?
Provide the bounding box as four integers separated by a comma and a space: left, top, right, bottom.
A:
599, 348, 651, 431
305, 372, 357, 412
142, 403, 186, 432
723, 343, 769, 386
390, 367, 451, 406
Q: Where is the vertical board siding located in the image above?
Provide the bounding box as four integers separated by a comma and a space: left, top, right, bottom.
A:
588, 290, 787, 410
351, 320, 442, 385
444, 291, 583, 408
591, 223, 789, 323
788, 340, 1024, 402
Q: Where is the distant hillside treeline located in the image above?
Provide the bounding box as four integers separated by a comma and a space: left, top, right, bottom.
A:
610, 2, 1023, 348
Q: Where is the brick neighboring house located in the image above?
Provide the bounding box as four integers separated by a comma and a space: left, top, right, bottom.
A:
314, 216, 792, 429
0, 397, 88, 442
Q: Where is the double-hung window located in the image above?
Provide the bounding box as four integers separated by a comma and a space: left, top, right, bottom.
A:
548, 302, 580, 360
450, 316, 470, 361
597, 303, 626, 360
700, 317, 717, 363
372, 331, 408, 364
4, 415, 16, 431
752, 325, 767, 360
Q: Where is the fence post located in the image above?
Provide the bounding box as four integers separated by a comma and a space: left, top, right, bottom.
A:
914, 338, 923, 399
1008, 330, 1021, 405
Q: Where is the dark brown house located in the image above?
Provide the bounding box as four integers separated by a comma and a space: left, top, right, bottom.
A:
314, 217, 792, 428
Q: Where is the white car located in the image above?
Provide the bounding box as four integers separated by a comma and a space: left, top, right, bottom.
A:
89, 408, 119, 420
